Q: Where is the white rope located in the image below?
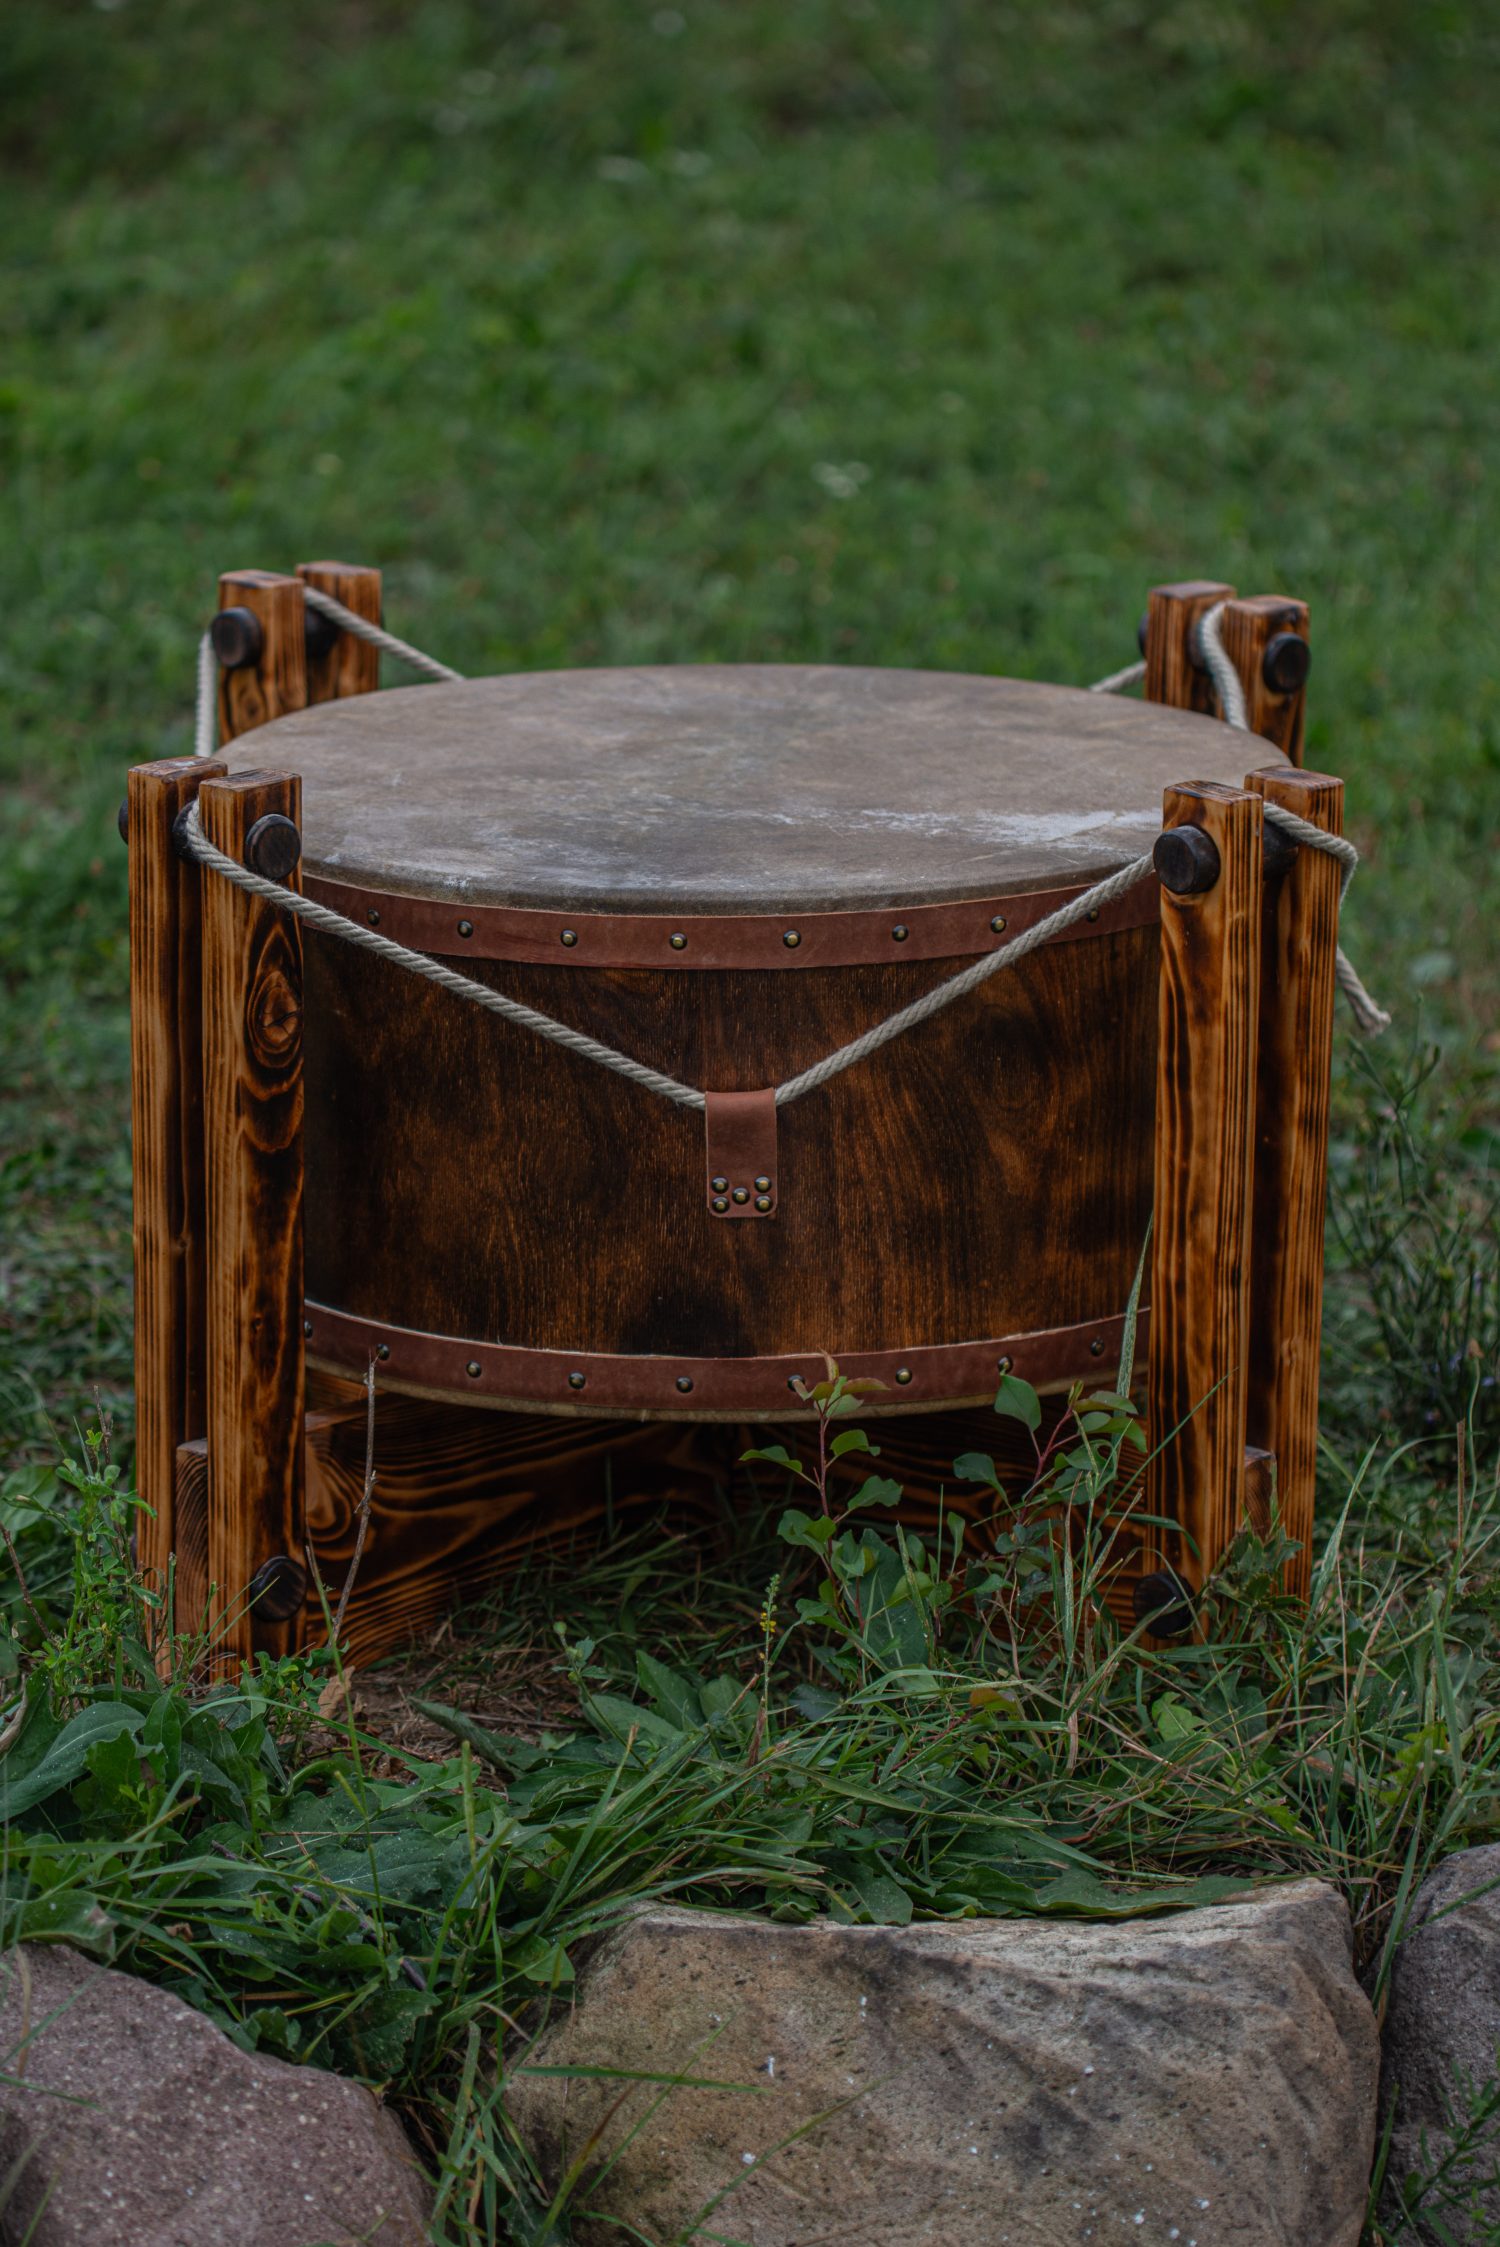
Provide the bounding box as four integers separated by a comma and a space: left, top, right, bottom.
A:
194, 632, 218, 759
774, 856, 1155, 1103
1088, 657, 1146, 695
298, 585, 465, 684
193, 589, 464, 759
178, 802, 706, 1111
1196, 603, 1390, 1036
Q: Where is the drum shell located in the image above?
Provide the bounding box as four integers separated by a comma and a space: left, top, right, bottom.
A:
301, 916, 1158, 1413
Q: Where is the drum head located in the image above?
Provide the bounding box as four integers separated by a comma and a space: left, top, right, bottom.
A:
234, 664, 1279, 913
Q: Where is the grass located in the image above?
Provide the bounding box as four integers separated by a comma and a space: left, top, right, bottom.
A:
2, 1, 1500, 2240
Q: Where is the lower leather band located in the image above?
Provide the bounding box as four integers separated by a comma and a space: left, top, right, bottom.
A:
302, 1303, 1148, 1420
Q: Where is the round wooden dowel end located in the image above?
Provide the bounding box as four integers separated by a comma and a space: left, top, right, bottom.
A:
244, 812, 303, 881
1262, 632, 1311, 696
247, 1555, 308, 1623
1153, 825, 1222, 897
209, 606, 265, 671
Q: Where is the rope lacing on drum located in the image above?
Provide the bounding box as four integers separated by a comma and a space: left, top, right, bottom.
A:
180, 595, 1387, 1118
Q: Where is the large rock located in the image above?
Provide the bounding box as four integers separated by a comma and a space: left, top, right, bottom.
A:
1380, 1842, 1500, 2241
508, 1885, 1377, 2247
0, 1944, 431, 2247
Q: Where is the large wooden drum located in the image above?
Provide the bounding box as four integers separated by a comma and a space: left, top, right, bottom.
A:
224, 664, 1283, 1420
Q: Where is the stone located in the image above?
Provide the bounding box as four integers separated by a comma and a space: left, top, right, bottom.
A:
1379, 1842, 1500, 2240
507, 1884, 1378, 2247
0, 1944, 431, 2247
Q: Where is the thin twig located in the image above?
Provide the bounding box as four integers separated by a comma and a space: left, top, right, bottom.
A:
331, 1355, 379, 1647
1, 1520, 47, 1641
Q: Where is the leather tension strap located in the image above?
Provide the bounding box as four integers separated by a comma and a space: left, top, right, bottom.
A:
705, 1089, 778, 1219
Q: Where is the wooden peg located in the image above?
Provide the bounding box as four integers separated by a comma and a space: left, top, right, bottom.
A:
1143, 580, 1237, 716
199, 768, 306, 1660
127, 757, 226, 1615
1148, 781, 1263, 1590
1244, 765, 1342, 1597
1221, 596, 1311, 764
296, 560, 383, 704
214, 571, 308, 744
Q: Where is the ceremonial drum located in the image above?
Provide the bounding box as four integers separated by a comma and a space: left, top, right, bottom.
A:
129, 566, 1340, 1661
230, 666, 1272, 1419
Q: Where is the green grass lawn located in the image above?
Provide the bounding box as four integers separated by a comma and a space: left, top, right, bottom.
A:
2, 9, 1500, 2237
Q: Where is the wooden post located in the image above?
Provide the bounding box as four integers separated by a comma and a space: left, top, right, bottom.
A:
1221, 595, 1311, 765
1244, 765, 1343, 1598
1143, 580, 1237, 716
1148, 781, 1263, 1591
127, 758, 227, 1611
199, 768, 306, 1661
296, 560, 383, 704
215, 571, 308, 744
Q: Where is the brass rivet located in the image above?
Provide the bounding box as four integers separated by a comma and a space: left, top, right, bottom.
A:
367, 909, 380, 927
711, 1174, 729, 1192
560, 928, 578, 947
895, 1366, 913, 1385
997, 1355, 1013, 1374
782, 929, 801, 949
303, 1319, 313, 1337
990, 915, 1007, 935
1089, 1337, 1105, 1356
753, 1175, 771, 1192
711, 1195, 729, 1213
786, 1375, 801, 1392
377, 1343, 390, 1361
732, 1186, 750, 1205
568, 1370, 586, 1390
669, 932, 687, 951
892, 923, 909, 942
457, 919, 474, 938
1086, 908, 1100, 923
466, 1360, 482, 1378
676, 1374, 694, 1393
754, 1194, 772, 1212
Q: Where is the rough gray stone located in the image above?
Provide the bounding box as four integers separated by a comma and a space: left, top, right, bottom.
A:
0, 1944, 431, 2247
507, 1884, 1378, 2247
1380, 1842, 1500, 2241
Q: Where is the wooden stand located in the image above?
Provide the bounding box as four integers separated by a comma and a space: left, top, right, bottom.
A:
128, 563, 1342, 1664
1143, 579, 1336, 1597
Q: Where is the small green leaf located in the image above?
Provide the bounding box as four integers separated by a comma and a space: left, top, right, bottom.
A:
847, 1475, 903, 1510
995, 1374, 1042, 1432
830, 1429, 876, 1459
954, 1451, 1003, 1489
779, 1507, 836, 1549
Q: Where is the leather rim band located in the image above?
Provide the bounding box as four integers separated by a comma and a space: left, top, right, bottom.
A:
303, 871, 1159, 971
303, 1301, 1149, 1420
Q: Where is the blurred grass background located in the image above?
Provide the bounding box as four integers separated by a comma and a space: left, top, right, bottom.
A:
2, 0, 1497, 1475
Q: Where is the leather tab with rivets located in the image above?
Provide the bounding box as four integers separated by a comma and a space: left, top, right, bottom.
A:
705, 1089, 778, 1219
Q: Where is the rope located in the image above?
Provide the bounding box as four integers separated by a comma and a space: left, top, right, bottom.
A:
774, 855, 1155, 1103
193, 589, 465, 759
194, 632, 218, 760
298, 586, 465, 685
1088, 657, 1146, 695
1196, 602, 1390, 1035
178, 802, 706, 1111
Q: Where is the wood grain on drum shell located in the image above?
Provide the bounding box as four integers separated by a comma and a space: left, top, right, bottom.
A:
301, 922, 1160, 1365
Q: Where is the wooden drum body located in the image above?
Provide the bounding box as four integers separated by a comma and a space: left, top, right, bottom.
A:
127, 566, 1342, 1662
287, 665, 1207, 1418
